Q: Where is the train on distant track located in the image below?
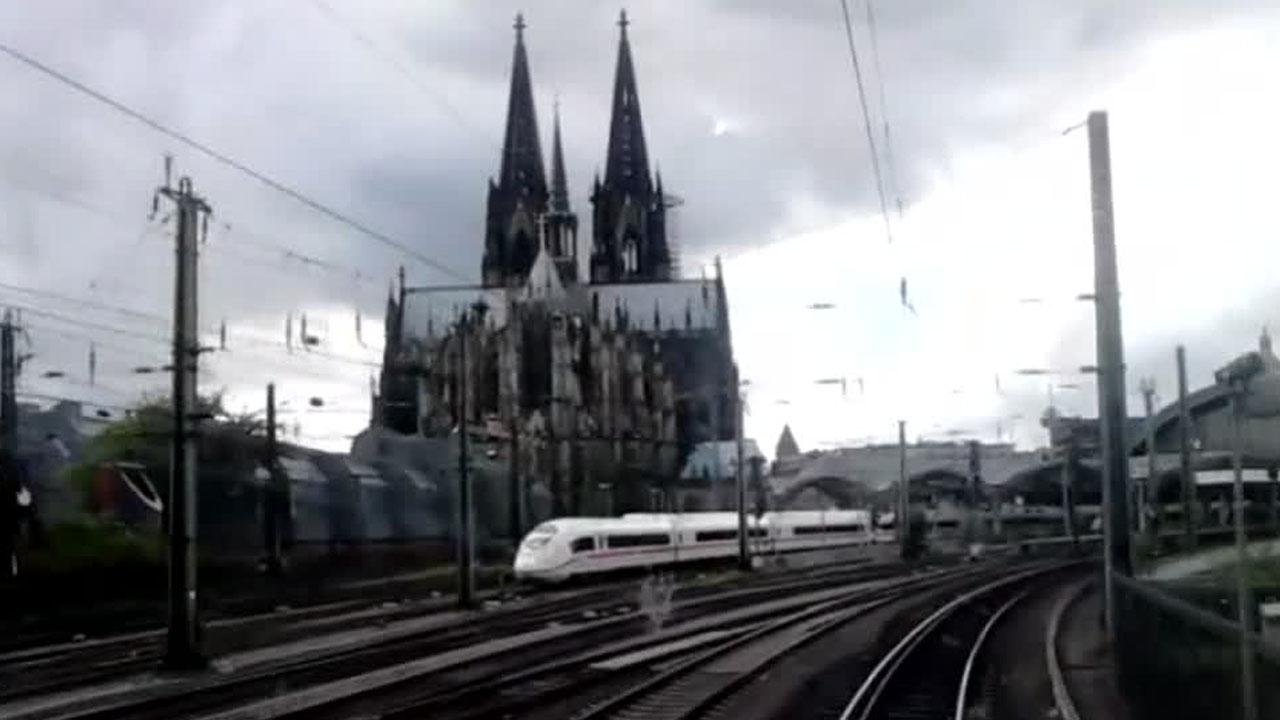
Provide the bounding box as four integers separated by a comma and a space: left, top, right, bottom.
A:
514, 510, 877, 582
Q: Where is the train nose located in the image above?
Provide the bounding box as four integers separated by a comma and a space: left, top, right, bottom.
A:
513, 550, 539, 575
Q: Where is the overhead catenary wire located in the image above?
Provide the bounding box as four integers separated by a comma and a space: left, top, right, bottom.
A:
862, 0, 904, 219
0, 40, 471, 282
24, 322, 165, 363
203, 238, 386, 297
16, 390, 135, 415
304, 0, 498, 149
5, 176, 393, 300
837, 0, 894, 247
9, 304, 171, 346
0, 279, 168, 326
3, 280, 382, 365
23, 373, 156, 401
24, 309, 378, 382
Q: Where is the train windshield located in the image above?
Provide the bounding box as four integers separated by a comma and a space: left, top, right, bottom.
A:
522, 523, 559, 550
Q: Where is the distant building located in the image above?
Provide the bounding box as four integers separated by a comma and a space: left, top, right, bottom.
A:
765, 430, 1040, 511
370, 13, 736, 525
1041, 411, 1144, 458
774, 424, 800, 460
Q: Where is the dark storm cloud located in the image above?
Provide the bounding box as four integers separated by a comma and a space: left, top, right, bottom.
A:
0, 0, 1270, 404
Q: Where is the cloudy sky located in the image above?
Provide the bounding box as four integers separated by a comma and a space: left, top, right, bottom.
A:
0, 1, 1275, 454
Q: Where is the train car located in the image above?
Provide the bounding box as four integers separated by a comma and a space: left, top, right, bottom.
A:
513, 510, 874, 583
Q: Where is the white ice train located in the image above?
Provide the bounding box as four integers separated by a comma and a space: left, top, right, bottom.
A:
513, 510, 875, 582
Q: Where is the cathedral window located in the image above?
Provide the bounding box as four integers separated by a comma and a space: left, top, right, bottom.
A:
623, 237, 639, 274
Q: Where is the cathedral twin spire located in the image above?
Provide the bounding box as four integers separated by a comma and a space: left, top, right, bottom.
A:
481, 10, 669, 289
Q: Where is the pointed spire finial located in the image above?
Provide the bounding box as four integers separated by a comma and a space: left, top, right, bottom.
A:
550, 97, 571, 214
619, 8, 629, 34
496, 10, 547, 199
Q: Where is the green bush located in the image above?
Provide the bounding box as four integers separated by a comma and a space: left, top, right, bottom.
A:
26, 519, 162, 575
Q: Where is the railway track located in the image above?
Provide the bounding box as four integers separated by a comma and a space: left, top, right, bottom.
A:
0, 582, 613, 705
838, 563, 1080, 720
0, 556, 862, 703
563, 568, 1002, 720
5, 559, 936, 720
0, 547, 916, 704
306, 563, 1002, 720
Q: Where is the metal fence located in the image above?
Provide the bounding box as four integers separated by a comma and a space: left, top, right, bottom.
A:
1113, 572, 1280, 720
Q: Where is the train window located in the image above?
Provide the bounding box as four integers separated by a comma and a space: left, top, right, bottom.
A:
606, 533, 670, 548
829, 524, 865, 533
794, 524, 865, 535
749, 527, 769, 538
695, 529, 737, 542
571, 537, 595, 553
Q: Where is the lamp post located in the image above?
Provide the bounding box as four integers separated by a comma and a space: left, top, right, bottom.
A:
1215, 353, 1263, 720
735, 375, 750, 572
456, 299, 488, 609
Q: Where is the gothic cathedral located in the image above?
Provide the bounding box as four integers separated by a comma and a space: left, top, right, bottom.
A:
373, 11, 736, 518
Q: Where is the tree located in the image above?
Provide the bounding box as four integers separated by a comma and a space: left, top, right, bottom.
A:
64, 390, 268, 509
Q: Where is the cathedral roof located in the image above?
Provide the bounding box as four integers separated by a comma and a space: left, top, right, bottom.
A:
524, 247, 567, 302
400, 276, 723, 341
400, 286, 508, 340
589, 278, 720, 332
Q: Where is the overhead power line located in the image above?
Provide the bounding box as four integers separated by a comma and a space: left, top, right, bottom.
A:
10, 304, 171, 345
305, 0, 497, 148
837, 0, 894, 246
0, 40, 471, 283
5, 176, 392, 297
25, 322, 165, 362
863, 0, 903, 218
16, 390, 134, 415
0, 279, 167, 325
204, 235, 384, 295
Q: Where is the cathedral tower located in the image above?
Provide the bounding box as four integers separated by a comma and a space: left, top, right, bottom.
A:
544, 102, 580, 285
482, 14, 549, 288
589, 10, 671, 284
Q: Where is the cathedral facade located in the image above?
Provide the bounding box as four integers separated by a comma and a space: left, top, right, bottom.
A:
373, 12, 737, 522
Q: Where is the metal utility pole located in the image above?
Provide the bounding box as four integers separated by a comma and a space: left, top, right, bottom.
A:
508, 415, 522, 544
898, 420, 908, 556
157, 169, 212, 670
1140, 379, 1157, 537
1268, 466, 1279, 535
456, 300, 487, 609
263, 382, 284, 575
508, 303, 522, 545
0, 311, 13, 585
0, 312, 16, 454
1062, 437, 1080, 549
710, 384, 724, 509
1177, 346, 1196, 549
457, 310, 474, 609
735, 373, 749, 572
1087, 110, 1132, 639
1228, 383, 1258, 720
966, 440, 981, 543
